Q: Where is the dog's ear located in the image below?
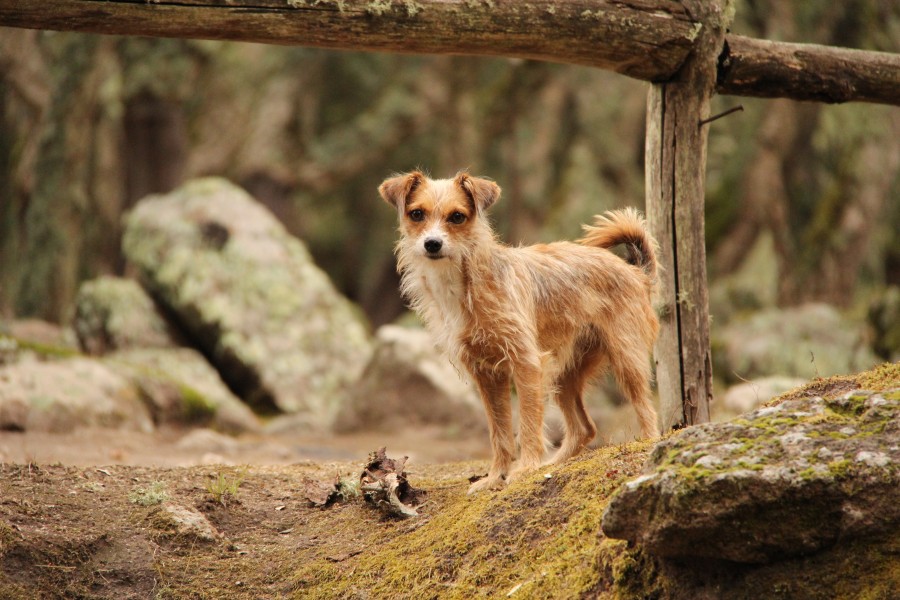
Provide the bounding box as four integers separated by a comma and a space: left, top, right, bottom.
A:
378, 171, 424, 209
455, 172, 501, 212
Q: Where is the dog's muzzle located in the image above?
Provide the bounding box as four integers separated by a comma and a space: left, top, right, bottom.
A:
423, 237, 444, 259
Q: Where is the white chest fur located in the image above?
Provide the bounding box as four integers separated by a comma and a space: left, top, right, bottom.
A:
404, 260, 469, 363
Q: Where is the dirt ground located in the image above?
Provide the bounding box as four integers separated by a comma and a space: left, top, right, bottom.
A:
0, 425, 491, 469
0, 438, 653, 599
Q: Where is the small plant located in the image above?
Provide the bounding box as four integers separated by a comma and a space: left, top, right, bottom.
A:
206, 469, 247, 507
81, 481, 104, 493
336, 476, 360, 501
129, 481, 170, 506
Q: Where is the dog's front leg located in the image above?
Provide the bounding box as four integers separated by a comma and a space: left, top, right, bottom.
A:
508, 362, 546, 482
467, 366, 515, 494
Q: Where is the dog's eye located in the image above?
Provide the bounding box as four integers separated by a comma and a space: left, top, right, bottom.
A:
448, 212, 467, 225
408, 209, 425, 222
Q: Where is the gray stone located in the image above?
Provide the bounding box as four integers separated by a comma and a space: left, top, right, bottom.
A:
720, 376, 806, 415
106, 347, 260, 434
332, 325, 484, 434
174, 428, 241, 453
153, 503, 220, 542
123, 178, 373, 426
0, 358, 153, 433
74, 276, 183, 354
0, 319, 79, 365
601, 389, 900, 564
713, 303, 879, 383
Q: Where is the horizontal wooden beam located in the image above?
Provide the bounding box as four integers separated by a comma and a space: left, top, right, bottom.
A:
0, 0, 700, 82
3, 2, 898, 106
717, 35, 900, 106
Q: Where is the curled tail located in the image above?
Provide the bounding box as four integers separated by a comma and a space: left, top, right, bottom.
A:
578, 208, 658, 280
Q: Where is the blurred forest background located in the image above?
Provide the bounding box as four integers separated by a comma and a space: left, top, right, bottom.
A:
1, 1, 899, 350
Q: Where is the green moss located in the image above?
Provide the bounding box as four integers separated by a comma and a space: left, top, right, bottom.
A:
128, 481, 170, 506
281, 0, 346, 8
1, 334, 80, 359
291, 441, 654, 599
600, 538, 663, 598
858, 362, 900, 391
178, 383, 217, 422
365, 0, 393, 15
826, 393, 870, 417
0, 521, 17, 554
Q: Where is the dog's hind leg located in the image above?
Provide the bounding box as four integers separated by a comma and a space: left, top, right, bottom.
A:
546, 360, 602, 465
467, 367, 516, 494
610, 342, 659, 439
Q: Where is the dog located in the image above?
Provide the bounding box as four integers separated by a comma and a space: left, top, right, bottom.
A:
379, 171, 659, 494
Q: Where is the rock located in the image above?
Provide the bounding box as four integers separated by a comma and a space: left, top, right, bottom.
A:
0, 358, 153, 433
175, 428, 241, 454
152, 503, 220, 542
0, 319, 79, 365
332, 325, 483, 434
3, 319, 78, 350
106, 348, 261, 434
122, 178, 373, 425
720, 376, 806, 415
74, 276, 184, 354
713, 303, 879, 383
601, 389, 900, 563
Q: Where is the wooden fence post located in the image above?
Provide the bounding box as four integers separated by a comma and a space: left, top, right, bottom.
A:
646, 1, 731, 431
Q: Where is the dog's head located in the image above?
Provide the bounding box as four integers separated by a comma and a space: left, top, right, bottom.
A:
379, 171, 500, 262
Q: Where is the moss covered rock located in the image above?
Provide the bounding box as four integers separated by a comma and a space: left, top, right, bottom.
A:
73, 276, 184, 354
122, 178, 373, 425
713, 303, 879, 383
602, 385, 900, 564
0, 357, 153, 433
106, 348, 261, 434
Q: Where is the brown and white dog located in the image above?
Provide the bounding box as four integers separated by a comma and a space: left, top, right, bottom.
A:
379, 171, 659, 494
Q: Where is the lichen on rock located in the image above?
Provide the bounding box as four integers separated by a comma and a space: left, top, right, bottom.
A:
0, 358, 154, 433
122, 178, 373, 425
73, 276, 184, 355
602, 385, 900, 563
105, 347, 261, 434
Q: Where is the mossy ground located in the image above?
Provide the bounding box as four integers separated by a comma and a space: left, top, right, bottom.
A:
771, 361, 900, 405
0, 445, 651, 600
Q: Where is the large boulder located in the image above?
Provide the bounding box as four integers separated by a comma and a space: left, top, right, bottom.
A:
74, 277, 259, 433
122, 178, 373, 426
0, 358, 154, 433
720, 375, 806, 416
713, 303, 879, 383
0, 319, 79, 365
74, 276, 184, 354
332, 325, 484, 434
601, 388, 900, 564
106, 348, 261, 435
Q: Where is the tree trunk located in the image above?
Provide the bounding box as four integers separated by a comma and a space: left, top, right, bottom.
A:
646, 0, 730, 430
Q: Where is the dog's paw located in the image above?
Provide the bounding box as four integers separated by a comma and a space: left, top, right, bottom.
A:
506, 459, 542, 484
467, 474, 506, 495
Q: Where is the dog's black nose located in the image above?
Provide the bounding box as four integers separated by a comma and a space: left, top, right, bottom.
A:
424, 238, 443, 254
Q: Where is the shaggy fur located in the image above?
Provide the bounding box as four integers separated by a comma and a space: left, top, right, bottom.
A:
379, 171, 660, 494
